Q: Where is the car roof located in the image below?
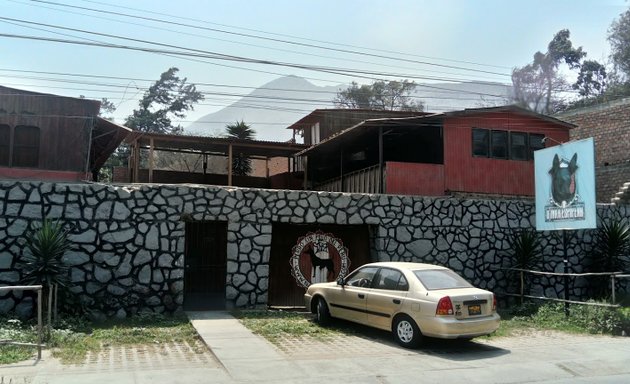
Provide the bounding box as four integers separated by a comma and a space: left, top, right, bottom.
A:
362, 262, 450, 271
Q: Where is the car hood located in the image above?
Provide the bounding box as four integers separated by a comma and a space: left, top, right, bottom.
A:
308, 281, 338, 290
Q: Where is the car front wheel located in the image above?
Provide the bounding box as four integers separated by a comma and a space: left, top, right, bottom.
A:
393, 315, 422, 348
316, 298, 331, 326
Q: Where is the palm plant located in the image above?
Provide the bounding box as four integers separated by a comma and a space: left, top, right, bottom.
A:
18, 219, 71, 329
592, 219, 630, 273
506, 229, 543, 304
226, 120, 256, 176
590, 218, 630, 299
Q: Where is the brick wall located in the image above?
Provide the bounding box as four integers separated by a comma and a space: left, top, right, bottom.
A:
557, 98, 630, 202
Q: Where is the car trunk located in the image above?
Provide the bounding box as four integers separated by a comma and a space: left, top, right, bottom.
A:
434, 288, 494, 319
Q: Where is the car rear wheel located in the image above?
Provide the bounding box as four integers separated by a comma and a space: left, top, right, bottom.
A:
393, 315, 422, 348
315, 298, 331, 326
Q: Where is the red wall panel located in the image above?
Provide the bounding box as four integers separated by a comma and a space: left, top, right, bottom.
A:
385, 161, 444, 196
443, 112, 571, 196
0, 167, 87, 181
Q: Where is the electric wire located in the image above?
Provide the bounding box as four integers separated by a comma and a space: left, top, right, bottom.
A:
26, 0, 511, 77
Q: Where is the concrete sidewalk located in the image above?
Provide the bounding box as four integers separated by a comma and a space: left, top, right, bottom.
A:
187, 311, 305, 382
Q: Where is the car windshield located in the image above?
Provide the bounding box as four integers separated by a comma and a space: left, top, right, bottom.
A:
413, 269, 473, 290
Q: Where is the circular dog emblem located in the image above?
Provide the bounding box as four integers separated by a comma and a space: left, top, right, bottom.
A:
290, 231, 350, 288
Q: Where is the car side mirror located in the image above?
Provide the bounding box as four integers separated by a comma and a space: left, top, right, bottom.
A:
337, 277, 345, 286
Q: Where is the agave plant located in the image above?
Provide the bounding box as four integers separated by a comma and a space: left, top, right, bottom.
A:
18, 219, 72, 332
592, 218, 630, 273
506, 229, 543, 304
19, 219, 71, 289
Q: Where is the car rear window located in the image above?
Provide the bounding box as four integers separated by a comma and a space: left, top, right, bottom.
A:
413, 269, 473, 290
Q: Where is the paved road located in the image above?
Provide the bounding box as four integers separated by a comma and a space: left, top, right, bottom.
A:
1, 311, 629, 383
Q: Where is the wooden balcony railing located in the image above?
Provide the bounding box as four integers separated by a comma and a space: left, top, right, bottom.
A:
315, 164, 382, 193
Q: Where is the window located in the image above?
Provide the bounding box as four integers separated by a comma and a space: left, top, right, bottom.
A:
529, 134, 545, 159
0, 124, 9, 166
12, 125, 40, 167
413, 269, 473, 291
510, 132, 528, 161
374, 268, 408, 291
491, 130, 508, 159
471, 129, 547, 162
346, 266, 379, 288
472, 128, 489, 157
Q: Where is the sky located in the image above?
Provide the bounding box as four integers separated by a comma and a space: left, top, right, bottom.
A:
0, 0, 628, 130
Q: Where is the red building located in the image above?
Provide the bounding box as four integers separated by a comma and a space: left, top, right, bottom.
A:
0, 86, 130, 182
292, 106, 573, 198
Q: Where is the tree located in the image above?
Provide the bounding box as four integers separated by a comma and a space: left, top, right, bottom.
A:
574, 60, 607, 97
98, 68, 203, 181
511, 29, 588, 114
226, 120, 256, 176
125, 67, 203, 134
333, 80, 424, 111
79, 96, 117, 120
609, 7, 630, 81
98, 98, 117, 120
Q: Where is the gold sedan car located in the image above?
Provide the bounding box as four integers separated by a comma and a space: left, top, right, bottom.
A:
304, 262, 500, 348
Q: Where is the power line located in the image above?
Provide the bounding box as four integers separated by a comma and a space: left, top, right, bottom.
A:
27, 0, 511, 77
76, 0, 511, 71
0, 16, 511, 88
0, 78, 512, 107
8, 0, 507, 83
0, 31, 516, 100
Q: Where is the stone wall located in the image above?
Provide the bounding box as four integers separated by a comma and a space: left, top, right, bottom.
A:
1, 181, 629, 318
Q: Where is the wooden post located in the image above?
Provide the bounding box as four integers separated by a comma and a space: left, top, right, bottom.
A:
339, 149, 344, 192
303, 156, 308, 190
563, 230, 570, 317
128, 145, 134, 182
266, 157, 270, 178
133, 139, 140, 183
378, 127, 384, 194
227, 144, 233, 186
47, 285, 53, 337
611, 274, 616, 304
53, 283, 58, 324
520, 271, 524, 305
148, 138, 154, 183
37, 288, 42, 359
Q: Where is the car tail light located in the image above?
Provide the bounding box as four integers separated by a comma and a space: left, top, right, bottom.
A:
492, 294, 497, 311
436, 296, 454, 316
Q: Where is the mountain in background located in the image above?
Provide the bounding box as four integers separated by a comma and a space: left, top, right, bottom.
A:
186, 75, 339, 142
186, 75, 513, 142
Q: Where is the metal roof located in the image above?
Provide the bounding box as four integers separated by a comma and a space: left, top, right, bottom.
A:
286, 108, 430, 131
125, 131, 308, 158
296, 105, 576, 157
90, 117, 133, 171
295, 115, 442, 157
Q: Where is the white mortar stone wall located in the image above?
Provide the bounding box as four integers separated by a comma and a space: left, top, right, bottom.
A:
0, 181, 628, 318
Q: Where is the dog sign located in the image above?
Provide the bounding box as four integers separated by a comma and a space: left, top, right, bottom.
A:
534, 138, 596, 231
289, 231, 351, 288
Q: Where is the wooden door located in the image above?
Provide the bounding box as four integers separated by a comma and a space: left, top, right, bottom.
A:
184, 221, 227, 310
268, 224, 372, 307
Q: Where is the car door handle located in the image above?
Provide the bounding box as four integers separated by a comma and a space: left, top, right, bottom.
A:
393, 299, 401, 304
358, 294, 365, 299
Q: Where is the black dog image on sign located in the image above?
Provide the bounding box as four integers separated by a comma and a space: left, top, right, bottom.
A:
549, 153, 578, 206
305, 246, 335, 282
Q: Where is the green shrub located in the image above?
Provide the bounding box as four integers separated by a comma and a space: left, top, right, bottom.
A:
503, 302, 630, 336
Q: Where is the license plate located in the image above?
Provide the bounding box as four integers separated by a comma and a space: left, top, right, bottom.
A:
468, 304, 481, 316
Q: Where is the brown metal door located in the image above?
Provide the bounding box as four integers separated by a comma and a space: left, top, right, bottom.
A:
268, 224, 372, 307
184, 221, 227, 310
